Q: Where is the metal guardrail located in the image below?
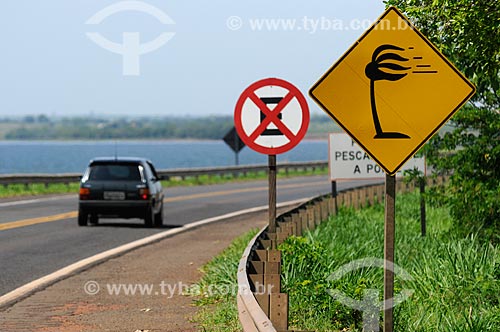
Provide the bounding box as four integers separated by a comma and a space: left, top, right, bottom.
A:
158, 161, 327, 180
237, 193, 340, 332
0, 174, 83, 186
237, 226, 276, 332
0, 161, 328, 187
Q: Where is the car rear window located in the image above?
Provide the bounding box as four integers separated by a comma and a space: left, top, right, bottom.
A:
88, 163, 143, 182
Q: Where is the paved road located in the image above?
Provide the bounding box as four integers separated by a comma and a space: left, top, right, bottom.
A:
0, 176, 378, 296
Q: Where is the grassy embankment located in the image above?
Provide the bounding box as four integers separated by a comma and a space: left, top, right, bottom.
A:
189, 191, 500, 332
188, 229, 259, 332
281, 191, 500, 331
0, 167, 328, 199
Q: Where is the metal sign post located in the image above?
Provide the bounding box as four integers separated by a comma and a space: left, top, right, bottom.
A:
384, 174, 396, 332
419, 178, 427, 237
235, 134, 240, 166
268, 155, 277, 233
331, 180, 338, 214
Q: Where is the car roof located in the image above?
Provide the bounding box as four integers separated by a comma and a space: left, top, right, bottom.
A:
89, 157, 152, 164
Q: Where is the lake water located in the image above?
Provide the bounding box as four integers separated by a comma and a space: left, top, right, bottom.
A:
0, 140, 328, 174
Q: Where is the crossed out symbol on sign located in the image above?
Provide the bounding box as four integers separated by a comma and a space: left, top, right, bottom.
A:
234, 78, 310, 155
247, 93, 296, 142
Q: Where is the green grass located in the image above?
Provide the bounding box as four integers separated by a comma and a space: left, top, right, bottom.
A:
279, 191, 500, 331
0, 167, 328, 198
0, 182, 80, 198
189, 229, 260, 332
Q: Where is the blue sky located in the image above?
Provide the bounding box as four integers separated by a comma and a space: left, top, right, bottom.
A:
0, 0, 385, 117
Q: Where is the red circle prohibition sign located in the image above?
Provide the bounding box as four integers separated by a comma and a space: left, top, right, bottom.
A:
234, 78, 310, 155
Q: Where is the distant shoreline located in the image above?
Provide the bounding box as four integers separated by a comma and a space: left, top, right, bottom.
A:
0, 136, 331, 143
0, 115, 341, 141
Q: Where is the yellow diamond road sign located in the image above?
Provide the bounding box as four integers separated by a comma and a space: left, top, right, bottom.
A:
310, 6, 476, 175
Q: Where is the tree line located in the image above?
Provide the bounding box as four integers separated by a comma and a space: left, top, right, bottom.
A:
1, 115, 338, 140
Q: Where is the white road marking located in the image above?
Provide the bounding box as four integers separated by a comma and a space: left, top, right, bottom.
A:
0, 195, 75, 208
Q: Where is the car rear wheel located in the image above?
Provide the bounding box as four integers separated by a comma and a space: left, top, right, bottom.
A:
144, 207, 154, 228
154, 203, 163, 228
78, 209, 88, 226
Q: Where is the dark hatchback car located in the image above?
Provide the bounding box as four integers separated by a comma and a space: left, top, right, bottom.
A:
78, 157, 164, 227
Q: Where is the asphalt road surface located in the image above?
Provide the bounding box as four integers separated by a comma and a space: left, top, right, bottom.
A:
0, 175, 379, 296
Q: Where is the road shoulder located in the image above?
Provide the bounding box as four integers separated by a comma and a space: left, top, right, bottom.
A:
0, 210, 271, 332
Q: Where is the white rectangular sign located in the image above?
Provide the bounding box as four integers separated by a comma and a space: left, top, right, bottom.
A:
329, 133, 426, 181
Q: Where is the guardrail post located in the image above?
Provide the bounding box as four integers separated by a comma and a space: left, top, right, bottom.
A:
328, 196, 335, 216
361, 187, 368, 208
319, 200, 325, 221
300, 208, 308, 233
291, 213, 301, 237
287, 216, 296, 236
306, 205, 315, 230
248, 244, 288, 331
249, 251, 265, 311
376, 185, 384, 204
342, 191, 348, 208
321, 199, 329, 221
270, 293, 288, 331
368, 186, 375, 206
260, 232, 275, 250
269, 237, 288, 331
314, 203, 321, 226
345, 190, 352, 208
352, 190, 359, 210
337, 192, 344, 208
276, 221, 288, 246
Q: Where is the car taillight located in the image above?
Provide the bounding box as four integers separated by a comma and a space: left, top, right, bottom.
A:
79, 188, 91, 200
139, 188, 150, 200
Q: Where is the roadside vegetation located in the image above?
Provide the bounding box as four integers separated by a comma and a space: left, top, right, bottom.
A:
0, 167, 328, 198
280, 191, 500, 331
189, 190, 499, 331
